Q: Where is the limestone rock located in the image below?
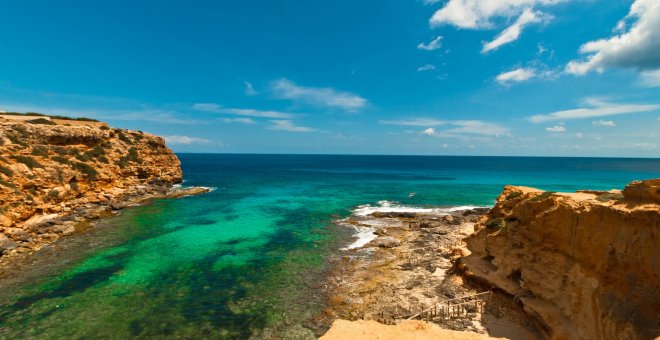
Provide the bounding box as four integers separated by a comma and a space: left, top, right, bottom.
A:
459, 179, 660, 340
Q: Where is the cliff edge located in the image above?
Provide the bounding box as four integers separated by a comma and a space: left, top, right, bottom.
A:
0, 117, 195, 258
459, 179, 660, 339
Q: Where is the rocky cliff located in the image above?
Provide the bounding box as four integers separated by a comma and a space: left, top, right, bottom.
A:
459, 179, 660, 339
0, 118, 186, 258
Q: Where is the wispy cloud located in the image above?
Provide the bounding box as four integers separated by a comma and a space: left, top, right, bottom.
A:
380, 118, 446, 126
417, 36, 443, 51
496, 68, 536, 85
221, 117, 255, 124
270, 78, 367, 112
269, 120, 315, 132
193, 103, 294, 119
482, 9, 545, 53
164, 135, 211, 145
244, 81, 257, 96
444, 120, 510, 136
640, 69, 660, 87
566, 0, 660, 75
417, 64, 436, 72
592, 120, 615, 127
528, 98, 660, 123
546, 124, 566, 132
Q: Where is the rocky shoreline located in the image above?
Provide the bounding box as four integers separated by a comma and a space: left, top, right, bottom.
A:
0, 185, 210, 266
315, 205, 538, 339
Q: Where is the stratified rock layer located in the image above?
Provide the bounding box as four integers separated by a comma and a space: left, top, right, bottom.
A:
0, 119, 183, 256
459, 179, 660, 340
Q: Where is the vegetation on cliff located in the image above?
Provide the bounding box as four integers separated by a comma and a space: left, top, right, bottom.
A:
0, 117, 183, 257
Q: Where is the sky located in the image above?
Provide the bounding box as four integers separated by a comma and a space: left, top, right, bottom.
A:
0, 0, 659, 157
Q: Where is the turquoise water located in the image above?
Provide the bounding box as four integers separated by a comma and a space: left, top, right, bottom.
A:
0, 155, 658, 338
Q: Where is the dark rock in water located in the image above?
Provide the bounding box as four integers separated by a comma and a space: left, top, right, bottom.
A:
0, 234, 17, 252
366, 236, 401, 248
371, 212, 416, 218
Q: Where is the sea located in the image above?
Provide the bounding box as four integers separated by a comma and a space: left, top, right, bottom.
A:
0, 154, 658, 338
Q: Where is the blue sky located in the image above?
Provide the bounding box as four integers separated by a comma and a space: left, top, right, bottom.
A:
1, 0, 659, 157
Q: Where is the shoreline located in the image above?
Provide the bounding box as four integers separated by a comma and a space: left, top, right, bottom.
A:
0, 185, 210, 268
315, 202, 538, 339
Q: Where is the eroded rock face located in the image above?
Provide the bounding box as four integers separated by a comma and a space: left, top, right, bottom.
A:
459, 180, 660, 340
0, 120, 183, 257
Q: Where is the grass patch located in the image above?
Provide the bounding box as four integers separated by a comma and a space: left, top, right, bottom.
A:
596, 192, 624, 202
45, 189, 60, 202
26, 118, 56, 125
11, 155, 43, 169
530, 191, 556, 202
31, 145, 49, 157
486, 218, 505, 230
116, 147, 142, 167
118, 132, 134, 145
72, 162, 98, 180
51, 156, 70, 165
505, 191, 522, 200
0, 165, 13, 177
0, 179, 16, 189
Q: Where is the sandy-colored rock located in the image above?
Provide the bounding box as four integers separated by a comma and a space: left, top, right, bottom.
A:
459, 180, 660, 340
623, 178, 660, 203
0, 119, 187, 260
320, 320, 503, 340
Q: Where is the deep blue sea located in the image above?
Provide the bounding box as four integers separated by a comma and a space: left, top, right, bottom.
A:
1, 155, 658, 338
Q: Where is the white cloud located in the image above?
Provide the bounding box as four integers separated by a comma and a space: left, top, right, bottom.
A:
380, 118, 446, 126
270, 78, 367, 112
193, 103, 294, 119
575, 132, 583, 138
566, 0, 660, 75
244, 82, 257, 96
422, 0, 441, 5
269, 120, 315, 132
429, 0, 562, 29
446, 120, 510, 136
221, 117, 255, 124
496, 68, 536, 84
481, 9, 543, 53
482, 9, 544, 53
529, 98, 660, 123
592, 120, 615, 127
640, 69, 660, 87
422, 128, 436, 136
164, 135, 211, 145
417, 64, 436, 72
417, 36, 443, 51
546, 124, 566, 132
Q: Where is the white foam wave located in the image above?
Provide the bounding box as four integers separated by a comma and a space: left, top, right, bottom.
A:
341, 201, 488, 250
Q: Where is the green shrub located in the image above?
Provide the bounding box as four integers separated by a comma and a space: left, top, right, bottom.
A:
72, 162, 98, 180
0, 179, 16, 189
51, 156, 70, 165
530, 191, 556, 202
131, 132, 143, 142
505, 191, 522, 200
0, 165, 13, 177
45, 189, 60, 202
596, 192, 624, 202
31, 145, 49, 157
11, 155, 43, 169
116, 146, 142, 167
118, 132, 133, 144
97, 155, 109, 164
486, 218, 505, 230
26, 118, 56, 125
100, 125, 110, 130
70, 181, 79, 191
